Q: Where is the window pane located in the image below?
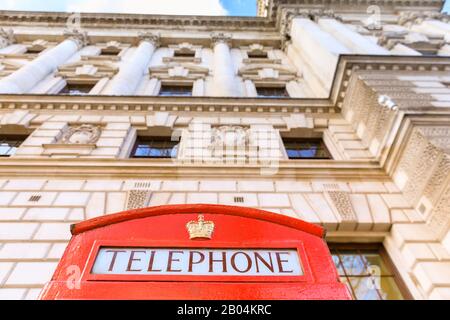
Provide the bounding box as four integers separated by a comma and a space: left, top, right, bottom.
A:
332, 255, 346, 276
337, 252, 368, 276
132, 137, 178, 159
0, 136, 27, 157
330, 245, 409, 300
348, 277, 381, 300
376, 277, 404, 300
362, 252, 392, 276
283, 138, 331, 160
159, 85, 192, 97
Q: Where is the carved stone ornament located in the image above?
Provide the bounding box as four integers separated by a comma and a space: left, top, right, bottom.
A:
61, 124, 101, 145
210, 126, 249, 148
0, 28, 14, 49
210, 32, 232, 47
63, 29, 89, 49
138, 32, 160, 47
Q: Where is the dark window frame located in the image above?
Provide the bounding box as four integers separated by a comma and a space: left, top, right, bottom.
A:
131, 136, 179, 159
282, 138, 332, 160
0, 135, 28, 157
173, 51, 196, 58
255, 85, 289, 98
329, 243, 413, 300
59, 82, 96, 96
158, 84, 193, 97
247, 51, 268, 59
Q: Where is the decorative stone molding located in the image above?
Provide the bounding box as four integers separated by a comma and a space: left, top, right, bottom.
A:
210, 126, 250, 149
0, 28, 14, 49
57, 60, 118, 79
63, 29, 89, 48
398, 11, 450, 26
326, 190, 357, 223
378, 95, 399, 111
210, 33, 232, 47
239, 63, 299, 82
125, 190, 151, 210
149, 64, 209, 81
137, 32, 160, 47
279, 8, 342, 37
60, 124, 101, 145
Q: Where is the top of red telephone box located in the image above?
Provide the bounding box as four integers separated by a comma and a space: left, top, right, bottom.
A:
40, 204, 351, 300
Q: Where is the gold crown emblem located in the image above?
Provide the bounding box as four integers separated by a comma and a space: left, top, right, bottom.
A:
186, 215, 214, 240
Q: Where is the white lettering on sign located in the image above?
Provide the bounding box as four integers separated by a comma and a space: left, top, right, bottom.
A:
91, 247, 303, 276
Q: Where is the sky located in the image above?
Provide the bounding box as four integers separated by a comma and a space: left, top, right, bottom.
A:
0, 0, 447, 16
0, 0, 257, 16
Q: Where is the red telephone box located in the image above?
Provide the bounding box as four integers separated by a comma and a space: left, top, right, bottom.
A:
40, 204, 351, 300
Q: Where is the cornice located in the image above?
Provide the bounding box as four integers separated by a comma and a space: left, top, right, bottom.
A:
0, 158, 386, 179
0, 1, 444, 34
0, 95, 337, 115
0, 10, 275, 32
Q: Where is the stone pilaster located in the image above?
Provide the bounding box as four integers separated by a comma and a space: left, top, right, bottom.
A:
0, 29, 88, 94
210, 33, 238, 97
104, 32, 160, 96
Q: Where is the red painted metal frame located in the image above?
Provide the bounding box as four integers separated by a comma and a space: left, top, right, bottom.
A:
40, 204, 352, 300
83, 240, 312, 283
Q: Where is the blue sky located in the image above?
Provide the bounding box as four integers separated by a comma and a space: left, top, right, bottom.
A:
0, 0, 447, 16
0, 0, 257, 16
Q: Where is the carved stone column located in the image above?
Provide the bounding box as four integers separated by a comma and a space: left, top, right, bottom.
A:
288, 15, 350, 91
0, 28, 14, 50
317, 18, 389, 54
211, 33, 238, 97
104, 32, 160, 96
0, 29, 88, 94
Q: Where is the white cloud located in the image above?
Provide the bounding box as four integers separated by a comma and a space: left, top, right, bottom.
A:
66, 0, 228, 16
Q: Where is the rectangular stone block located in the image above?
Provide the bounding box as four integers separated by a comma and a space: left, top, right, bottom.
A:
0, 192, 16, 205
0, 289, 26, 300
258, 193, 290, 208
0, 223, 38, 240
275, 181, 312, 192
33, 223, 72, 241
199, 181, 237, 192
0, 262, 14, 284
289, 194, 321, 224
186, 193, 218, 204
367, 194, 391, 231
0, 243, 51, 259
0, 207, 26, 220
43, 180, 85, 191
5, 180, 46, 190
218, 193, 258, 207
305, 194, 339, 230
12, 192, 57, 207
23, 208, 70, 221
53, 192, 90, 206
162, 181, 198, 192
84, 180, 123, 191
5, 262, 57, 286
238, 181, 274, 192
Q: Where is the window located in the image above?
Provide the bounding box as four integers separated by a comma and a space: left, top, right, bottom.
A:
100, 49, 120, 56
247, 51, 268, 59
25, 48, 44, 55
330, 244, 411, 300
256, 86, 289, 98
174, 51, 195, 58
59, 83, 95, 95
0, 135, 27, 157
283, 138, 331, 159
131, 137, 179, 159
159, 84, 193, 97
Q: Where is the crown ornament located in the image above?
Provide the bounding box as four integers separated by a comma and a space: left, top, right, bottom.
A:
186, 215, 215, 240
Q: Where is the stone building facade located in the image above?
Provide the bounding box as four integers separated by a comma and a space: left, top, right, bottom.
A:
0, 0, 450, 300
